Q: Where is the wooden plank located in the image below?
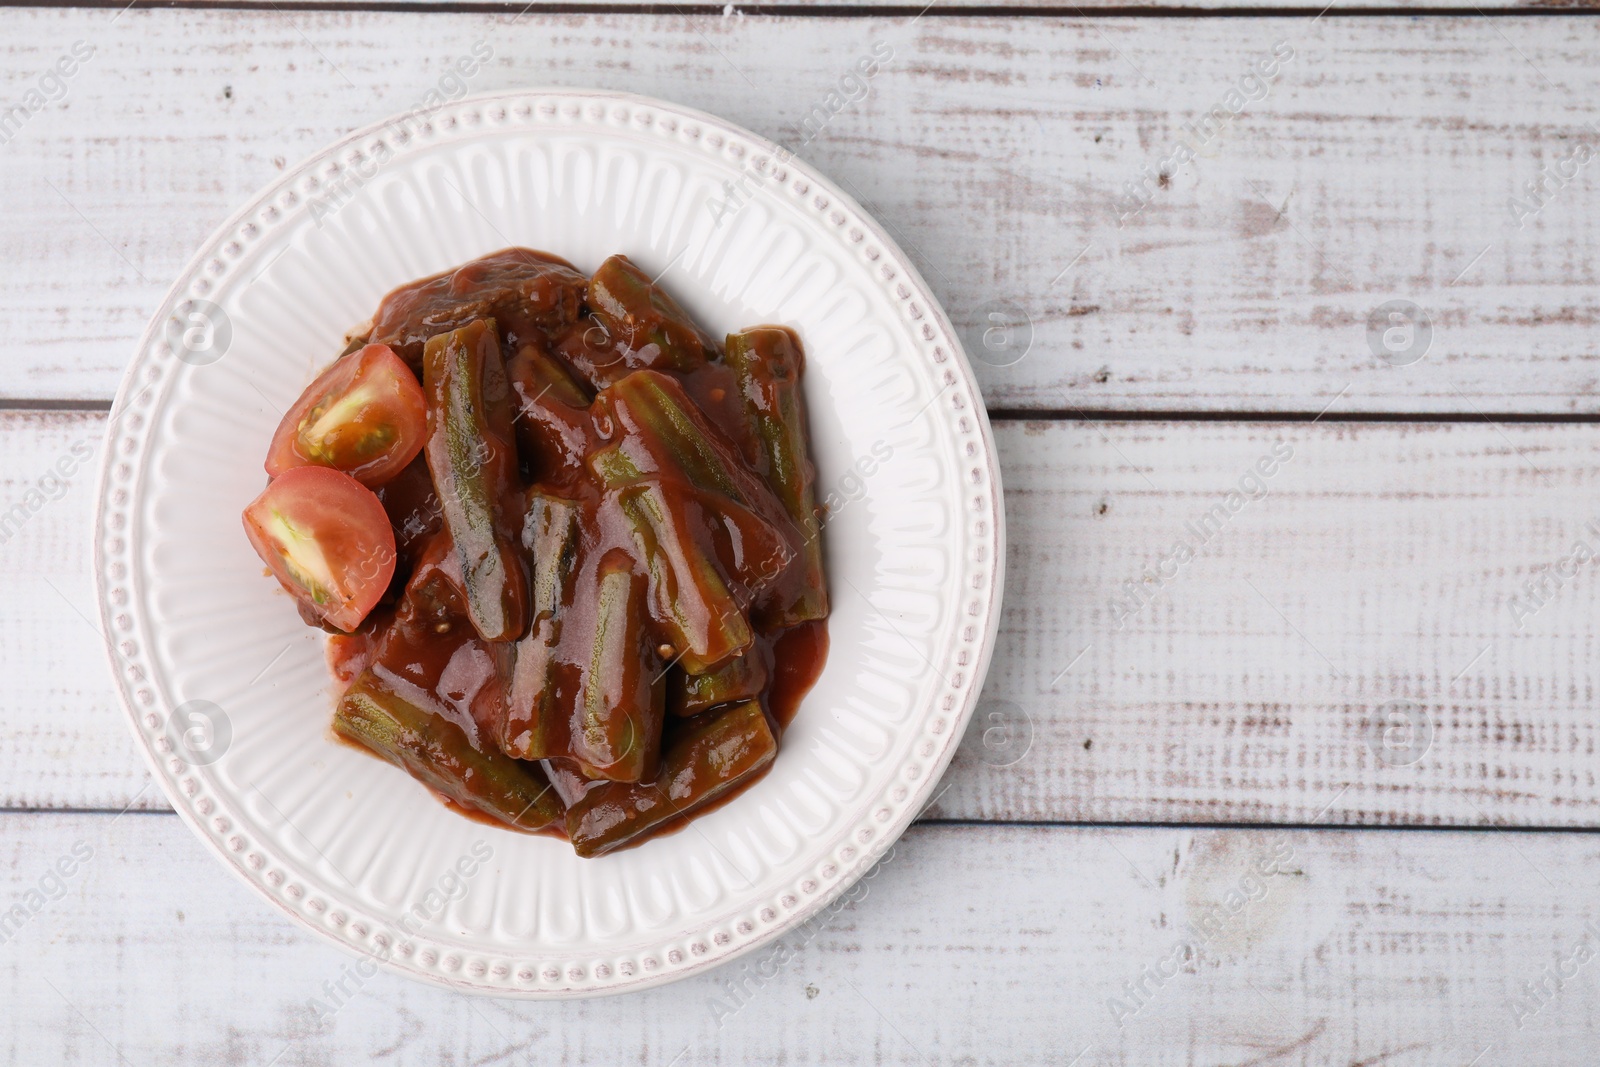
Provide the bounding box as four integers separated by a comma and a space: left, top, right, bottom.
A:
15, 411, 1600, 826
1, 813, 1594, 1064
0, 412, 135, 812
135, 0, 1600, 10
3, 12, 1600, 412
942, 416, 1600, 828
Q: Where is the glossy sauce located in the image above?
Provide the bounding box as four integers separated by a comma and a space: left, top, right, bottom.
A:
534, 618, 829, 849
765, 619, 830, 730
326, 627, 380, 693
600, 619, 830, 849
320, 248, 831, 850
369, 248, 587, 370
333, 462, 827, 847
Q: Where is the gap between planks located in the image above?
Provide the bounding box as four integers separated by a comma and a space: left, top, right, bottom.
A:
11, 807, 1600, 837
16, 396, 1600, 424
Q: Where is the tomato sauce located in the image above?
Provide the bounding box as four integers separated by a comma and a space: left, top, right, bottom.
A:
261, 248, 832, 855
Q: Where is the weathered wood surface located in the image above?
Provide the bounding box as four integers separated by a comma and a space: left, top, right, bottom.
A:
138, 0, 1600, 9
142, 0, 1600, 9
14, 410, 1600, 827
3, 813, 1596, 1066
953, 416, 1600, 828
3, 11, 1600, 412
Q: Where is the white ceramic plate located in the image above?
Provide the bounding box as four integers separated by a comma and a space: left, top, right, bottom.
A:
93, 89, 1004, 998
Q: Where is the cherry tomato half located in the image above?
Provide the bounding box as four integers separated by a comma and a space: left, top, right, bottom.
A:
266, 344, 427, 487
242, 466, 397, 633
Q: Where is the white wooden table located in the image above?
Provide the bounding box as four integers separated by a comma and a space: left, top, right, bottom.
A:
6, 3, 1600, 1063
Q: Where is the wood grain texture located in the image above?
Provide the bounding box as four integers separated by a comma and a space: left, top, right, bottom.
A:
3, 11, 1600, 412
15, 411, 1600, 826
1, 813, 1594, 1065
946, 416, 1600, 828
129, 0, 1600, 9
0, 412, 133, 812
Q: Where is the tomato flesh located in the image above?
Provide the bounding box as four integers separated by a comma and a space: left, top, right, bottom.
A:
242, 466, 397, 632
266, 344, 427, 487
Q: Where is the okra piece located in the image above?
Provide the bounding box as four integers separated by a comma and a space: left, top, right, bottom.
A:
573, 556, 665, 782
669, 651, 770, 717
591, 442, 791, 595
423, 319, 528, 643
724, 326, 829, 625
525, 492, 582, 622
585, 254, 711, 372
587, 442, 643, 488
497, 492, 581, 760
507, 343, 592, 482
509, 342, 590, 409
609, 478, 753, 674
335, 670, 565, 832
566, 700, 778, 857
594, 370, 795, 530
